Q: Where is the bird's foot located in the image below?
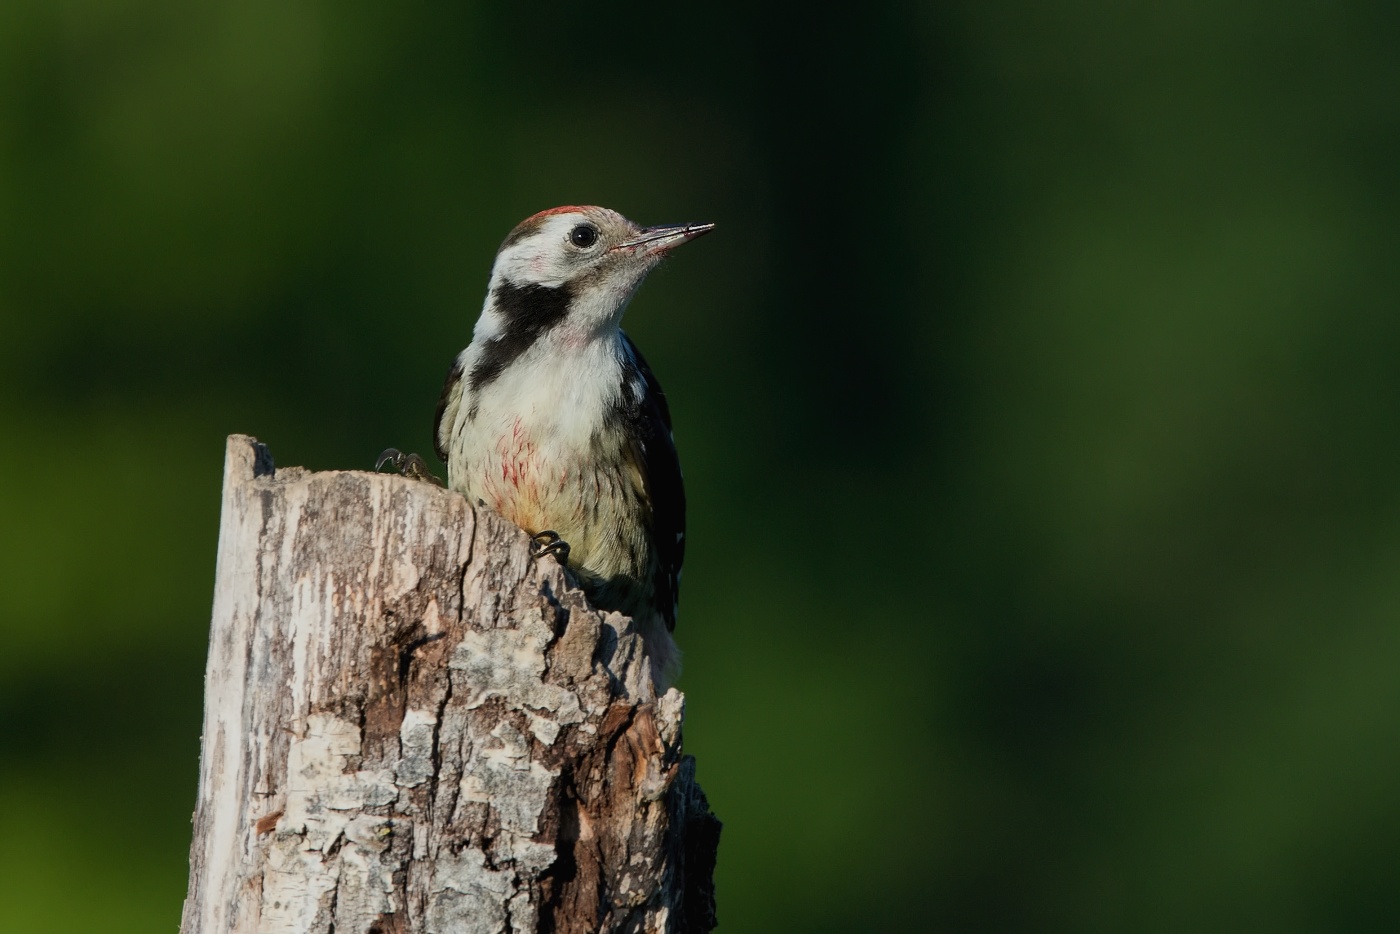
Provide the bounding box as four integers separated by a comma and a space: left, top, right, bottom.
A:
530, 530, 571, 564
375, 448, 445, 487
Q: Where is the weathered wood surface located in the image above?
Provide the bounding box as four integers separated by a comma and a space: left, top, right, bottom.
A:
181, 435, 719, 934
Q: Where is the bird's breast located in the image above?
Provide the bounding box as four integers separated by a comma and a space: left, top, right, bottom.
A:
476, 416, 563, 531
451, 409, 648, 584
445, 333, 652, 587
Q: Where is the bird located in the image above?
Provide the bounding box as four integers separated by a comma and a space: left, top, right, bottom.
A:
397, 206, 712, 689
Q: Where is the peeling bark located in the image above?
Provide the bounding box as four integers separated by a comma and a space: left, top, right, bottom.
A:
181, 435, 719, 934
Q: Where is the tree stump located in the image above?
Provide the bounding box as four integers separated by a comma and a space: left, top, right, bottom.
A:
180, 435, 719, 934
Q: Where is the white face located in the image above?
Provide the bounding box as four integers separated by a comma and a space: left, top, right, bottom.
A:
473, 206, 713, 347
492, 208, 635, 285
485, 207, 656, 335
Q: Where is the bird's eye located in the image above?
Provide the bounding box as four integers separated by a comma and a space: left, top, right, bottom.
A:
569, 225, 599, 249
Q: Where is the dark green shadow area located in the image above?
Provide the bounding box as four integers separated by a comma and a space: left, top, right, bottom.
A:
2, 1, 1399, 930
0, 645, 205, 932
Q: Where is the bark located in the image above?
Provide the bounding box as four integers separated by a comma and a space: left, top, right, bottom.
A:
180, 435, 719, 934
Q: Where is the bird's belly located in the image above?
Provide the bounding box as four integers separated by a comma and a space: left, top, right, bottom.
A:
453, 419, 651, 592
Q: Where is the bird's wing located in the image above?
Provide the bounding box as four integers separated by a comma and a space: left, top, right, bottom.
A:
621, 332, 686, 631
433, 353, 465, 465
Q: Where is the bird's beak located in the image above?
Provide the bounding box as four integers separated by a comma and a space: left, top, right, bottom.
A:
614, 222, 716, 256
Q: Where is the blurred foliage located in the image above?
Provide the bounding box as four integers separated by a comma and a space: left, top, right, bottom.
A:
2, 1, 1399, 931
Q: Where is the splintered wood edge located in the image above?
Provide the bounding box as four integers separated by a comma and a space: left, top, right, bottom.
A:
189, 433, 716, 933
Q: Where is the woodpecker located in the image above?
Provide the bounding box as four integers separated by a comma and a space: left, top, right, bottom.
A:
423, 206, 711, 688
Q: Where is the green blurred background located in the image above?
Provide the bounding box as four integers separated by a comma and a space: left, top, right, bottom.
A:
3, 2, 1398, 931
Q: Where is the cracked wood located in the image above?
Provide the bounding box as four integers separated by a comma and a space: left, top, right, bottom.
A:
180, 435, 719, 934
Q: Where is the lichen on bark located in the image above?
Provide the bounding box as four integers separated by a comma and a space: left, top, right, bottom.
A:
181, 435, 719, 934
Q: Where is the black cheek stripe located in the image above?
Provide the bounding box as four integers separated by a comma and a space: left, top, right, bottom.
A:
466, 280, 573, 399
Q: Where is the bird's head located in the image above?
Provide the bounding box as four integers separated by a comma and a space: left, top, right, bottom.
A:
479, 206, 714, 341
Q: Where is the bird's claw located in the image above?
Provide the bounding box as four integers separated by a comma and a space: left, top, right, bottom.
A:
375, 448, 445, 487
530, 530, 571, 564
374, 448, 405, 472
